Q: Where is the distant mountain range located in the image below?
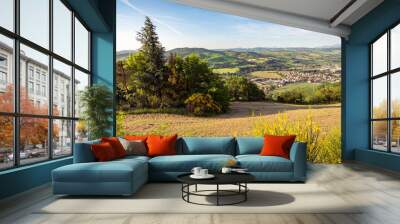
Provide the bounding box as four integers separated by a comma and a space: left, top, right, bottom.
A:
117, 50, 137, 61
117, 46, 340, 72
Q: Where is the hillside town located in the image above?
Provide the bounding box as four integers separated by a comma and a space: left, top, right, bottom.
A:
249, 69, 341, 91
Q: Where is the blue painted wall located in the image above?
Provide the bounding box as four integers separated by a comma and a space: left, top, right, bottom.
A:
344, 0, 400, 171
92, 31, 116, 135
0, 158, 72, 199
0, 0, 116, 200
91, 0, 117, 135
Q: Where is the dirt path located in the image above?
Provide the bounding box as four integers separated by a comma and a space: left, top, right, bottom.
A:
121, 102, 341, 137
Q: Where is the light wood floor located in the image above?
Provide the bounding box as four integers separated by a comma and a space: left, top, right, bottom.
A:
1, 162, 400, 224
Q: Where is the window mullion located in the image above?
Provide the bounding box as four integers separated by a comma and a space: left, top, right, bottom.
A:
13, 0, 21, 167
370, 45, 373, 149
71, 10, 76, 155
388, 30, 391, 152
48, 0, 54, 160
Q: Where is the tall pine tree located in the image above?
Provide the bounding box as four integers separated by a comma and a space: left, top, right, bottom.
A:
136, 17, 167, 107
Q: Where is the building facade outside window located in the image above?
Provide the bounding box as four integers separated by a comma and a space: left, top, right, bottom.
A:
28, 81, 33, 94
371, 23, 400, 154
0, 0, 91, 170
0, 54, 8, 90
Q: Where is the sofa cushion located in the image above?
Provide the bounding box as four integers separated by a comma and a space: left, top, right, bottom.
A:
119, 138, 147, 156
124, 135, 148, 141
116, 155, 150, 163
90, 142, 118, 162
53, 159, 147, 183
149, 154, 235, 172
236, 155, 293, 172
260, 135, 296, 159
147, 135, 178, 157
73, 140, 100, 163
101, 137, 127, 158
236, 137, 263, 155
178, 137, 235, 155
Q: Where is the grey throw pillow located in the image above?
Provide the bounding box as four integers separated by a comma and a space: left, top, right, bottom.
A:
119, 138, 147, 156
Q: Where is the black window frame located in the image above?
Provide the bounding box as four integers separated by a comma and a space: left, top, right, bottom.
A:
0, 0, 92, 171
370, 22, 400, 154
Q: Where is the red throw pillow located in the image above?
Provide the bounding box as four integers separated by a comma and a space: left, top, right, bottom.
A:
146, 135, 178, 157
124, 135, 148, 141
91, 142, 117, 161
260, 135, 296, 159
101, 137, 126, 158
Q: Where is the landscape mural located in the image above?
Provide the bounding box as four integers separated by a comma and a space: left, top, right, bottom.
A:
116, 0, 341, 163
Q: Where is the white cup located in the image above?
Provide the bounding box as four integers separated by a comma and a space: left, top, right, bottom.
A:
191, 167, 202, 176
200, 169, 208, 176
221, 167, 232, 174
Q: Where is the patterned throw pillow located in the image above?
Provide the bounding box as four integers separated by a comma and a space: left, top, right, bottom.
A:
119, 138, 147, 156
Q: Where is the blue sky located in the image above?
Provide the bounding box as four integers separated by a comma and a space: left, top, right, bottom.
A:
117, 0, 340, 51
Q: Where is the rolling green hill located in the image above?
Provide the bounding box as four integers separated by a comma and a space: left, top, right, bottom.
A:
117, 47, 340, 75
168, 47, 341, 71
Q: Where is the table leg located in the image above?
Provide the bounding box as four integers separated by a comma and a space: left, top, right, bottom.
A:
187, 184, 190, 202
181, 184, 183, 199
195, 184, 198, 192
245, 183, 247, 201
217, 184, 219, 206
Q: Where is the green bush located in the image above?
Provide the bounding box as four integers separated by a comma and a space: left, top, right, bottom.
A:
270, 82, 341, 104
185, 93, 222, 116
224, 75, 265, 101
275, 89, 305, 104
116, 111, 126, 137
315, 83, 341, 103
207, 79, 231, 113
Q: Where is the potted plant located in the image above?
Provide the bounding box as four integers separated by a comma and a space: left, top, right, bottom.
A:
79, 84, 113, 140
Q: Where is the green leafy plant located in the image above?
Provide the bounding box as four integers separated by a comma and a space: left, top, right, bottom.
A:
80, 84, 113, 140
116, 111, 126, 137
185, 93, 221, 116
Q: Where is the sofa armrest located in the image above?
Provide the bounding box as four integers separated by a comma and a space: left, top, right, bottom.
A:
73, 140, 100, 163
289, 142, 307, 181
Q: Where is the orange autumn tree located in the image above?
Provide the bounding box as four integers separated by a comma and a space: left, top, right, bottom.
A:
0, 85, 14, 149
0, 85, 59, 150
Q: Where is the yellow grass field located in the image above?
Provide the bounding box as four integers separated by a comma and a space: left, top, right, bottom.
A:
212, 67, 240, 74
119, 102, 340, 137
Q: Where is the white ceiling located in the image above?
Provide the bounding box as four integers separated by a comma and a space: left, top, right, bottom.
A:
171, 0, 384, 38
227, 0, 352, 22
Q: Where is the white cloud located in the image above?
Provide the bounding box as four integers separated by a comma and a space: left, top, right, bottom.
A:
120, 0, 182, 35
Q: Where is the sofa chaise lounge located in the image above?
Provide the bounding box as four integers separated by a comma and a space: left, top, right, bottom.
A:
52, 137, 307, 196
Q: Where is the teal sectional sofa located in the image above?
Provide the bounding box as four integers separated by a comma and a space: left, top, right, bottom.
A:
52, 137, 307, 196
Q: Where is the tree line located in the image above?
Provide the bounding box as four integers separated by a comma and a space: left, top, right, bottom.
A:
266, 82, 341, 104
116, 17, 265, 116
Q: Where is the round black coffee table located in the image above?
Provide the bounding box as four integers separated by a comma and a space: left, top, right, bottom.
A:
177, 173, 255, 206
